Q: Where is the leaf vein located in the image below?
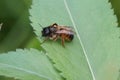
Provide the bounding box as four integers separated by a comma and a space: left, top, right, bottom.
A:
0, 63, 49, 80
63, 0, 96, 80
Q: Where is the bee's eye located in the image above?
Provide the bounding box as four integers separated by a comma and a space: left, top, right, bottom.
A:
45, 28, 49, 34
42, 28, 50, 36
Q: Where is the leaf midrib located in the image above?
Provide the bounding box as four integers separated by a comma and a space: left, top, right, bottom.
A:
63, 0, 96, 80
0, 63, 49, 80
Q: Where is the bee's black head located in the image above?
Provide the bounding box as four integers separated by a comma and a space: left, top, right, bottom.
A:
42, 27, 51, 37
41, 23, 58, 37
41, 26, 57, 37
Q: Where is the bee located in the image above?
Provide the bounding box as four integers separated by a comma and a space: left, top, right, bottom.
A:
41, 23, 74, 47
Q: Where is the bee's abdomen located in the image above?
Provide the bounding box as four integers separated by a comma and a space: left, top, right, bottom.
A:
65, 34, 74, 41
69, 34, 74, 41
59, 33, 74, 41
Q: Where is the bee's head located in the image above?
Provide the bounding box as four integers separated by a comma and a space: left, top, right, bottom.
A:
41, 27, 51, 37
41, 23, 58, 37
41, 26, 57, 37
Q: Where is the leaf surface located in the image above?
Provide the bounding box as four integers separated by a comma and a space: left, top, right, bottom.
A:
30, 0, 120, 80
0, 49, 63, 80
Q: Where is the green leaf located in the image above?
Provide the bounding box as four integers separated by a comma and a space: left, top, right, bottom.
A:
0, 49, 63, 80
30, 0, 120, 80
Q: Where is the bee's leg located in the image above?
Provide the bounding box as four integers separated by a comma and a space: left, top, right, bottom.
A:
61, 37, 65, 47
53, 35, 58, 41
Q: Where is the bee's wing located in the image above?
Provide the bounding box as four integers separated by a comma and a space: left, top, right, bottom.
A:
59, 26, 76, 33
58, 26, 72, 31
64, 26, 76, 34
55, 30, 74, 35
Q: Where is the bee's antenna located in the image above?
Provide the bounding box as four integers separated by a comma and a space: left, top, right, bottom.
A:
39, 23, 44, 28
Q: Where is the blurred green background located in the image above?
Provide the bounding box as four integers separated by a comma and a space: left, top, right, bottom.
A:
0, 0, 41, 53
0, 0, 119, 80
